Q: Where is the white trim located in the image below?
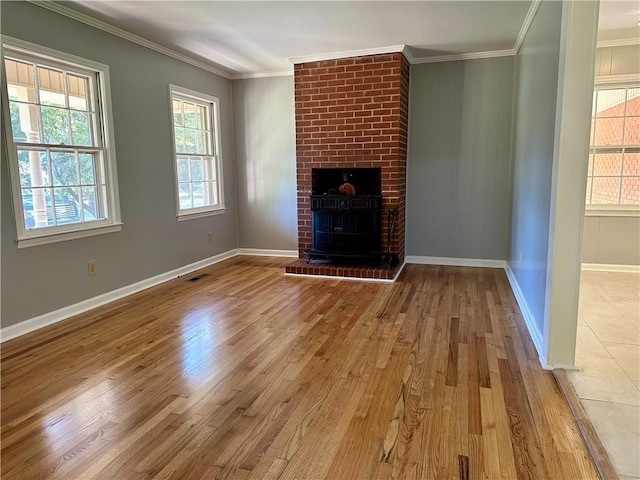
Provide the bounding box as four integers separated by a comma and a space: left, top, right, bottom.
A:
585, 208, 640, 218
410, 49, 514, 64
177, 209, 226, 221
514, 0, 542, 54
597, 37, 640, 48
594, 73, 640, 86
17, 224, 123, 248
405, 256, 507, 268
237, 249, 297, 257
285, 261, 406, 283
28, 1, 233, 79
231, 71, 293, 80
581, 263, 640, 273
289, 45, 406, 64
0, 249, 239, 343
504, 264, 547, 367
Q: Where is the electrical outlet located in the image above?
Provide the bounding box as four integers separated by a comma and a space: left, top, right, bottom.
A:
88, 260, 96, 276
208, 232, 213, 243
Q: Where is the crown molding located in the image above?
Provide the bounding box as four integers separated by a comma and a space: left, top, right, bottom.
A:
597, 37, 640, 48
410, 49, 515, 64
231, 71, 293, 80
28, 0, 234, 79
289, 44, 407, 65
514, 0, 542, 54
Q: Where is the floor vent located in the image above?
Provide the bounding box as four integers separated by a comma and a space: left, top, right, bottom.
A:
186, 273, 210, 282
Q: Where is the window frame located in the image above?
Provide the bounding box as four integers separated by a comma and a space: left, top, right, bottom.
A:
169, 84, 225, 220
1, 36, 122, 247
586, 75, 640, 217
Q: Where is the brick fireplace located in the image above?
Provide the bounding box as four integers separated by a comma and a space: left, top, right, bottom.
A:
287, 52, 409, 280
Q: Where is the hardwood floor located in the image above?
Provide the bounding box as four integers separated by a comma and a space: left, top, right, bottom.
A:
1, 256, 598, 479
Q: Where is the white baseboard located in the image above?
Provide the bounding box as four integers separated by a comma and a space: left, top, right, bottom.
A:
237, 248, 298, 257
405, 255, 507, 268
581, 263, 640, 273
503, 264, 546, 366
1, 249, 239, 343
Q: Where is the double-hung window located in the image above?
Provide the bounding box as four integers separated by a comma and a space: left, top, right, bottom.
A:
587, 84, 640, 213
170, 85, 224, 219
2, 37, 121, 247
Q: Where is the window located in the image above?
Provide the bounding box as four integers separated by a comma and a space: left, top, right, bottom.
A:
2, 37, 121, 247
587, 85, 640, 211
170, 85, 224, 218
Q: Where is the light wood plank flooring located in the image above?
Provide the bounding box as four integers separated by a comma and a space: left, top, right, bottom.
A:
1, 256, 598, 479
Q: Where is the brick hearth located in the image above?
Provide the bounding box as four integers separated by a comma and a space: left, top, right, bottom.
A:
292, 52, 409, 278
285, 259, 401, 280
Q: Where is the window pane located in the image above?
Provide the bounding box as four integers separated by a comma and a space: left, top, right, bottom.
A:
79, 153, 96, 185
18, 150, 50, 187
71, 111, 92, 146
191, 158, 204, 181
596, 88, 626, 117
623, 153, 640, 176
41, 106, 71, 144
184, 128, 199, 154
183, 102, 197, 128
53, 187, 80, 224
197, 105, 207, 129
81, 186, 99, 220
38, 67, 66, 107
593, 152, 622, 176
9, 101, 39, 143
192, 182, 205, 207
624, 117, 640, 145
620, 177, 640, 205
178, 183, 192, 210
173, 100, 183, 126
593, 117, 623, 146
589, 118, 595, 145
51, 151, 78, 186
626, 88, 640, 115
177, 157, 190, 182
67, 74, 89, 111
174, 127, 185, 153
591, 177, 621, 204
5, 58, 36, 101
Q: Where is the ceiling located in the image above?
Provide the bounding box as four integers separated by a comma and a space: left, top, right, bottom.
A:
46, 1, 640, 78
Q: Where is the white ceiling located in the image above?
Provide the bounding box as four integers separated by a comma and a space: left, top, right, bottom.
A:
50, 1, 640, 78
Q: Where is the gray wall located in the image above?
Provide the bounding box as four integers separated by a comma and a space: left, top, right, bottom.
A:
508, 1, 563, 330
406, 57, 514, 260
583, 44, 640, 266
232, 77, 297, 250
1, 2, 237, 327
583, 216, 640, 265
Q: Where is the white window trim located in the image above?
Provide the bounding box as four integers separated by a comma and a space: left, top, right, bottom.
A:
586, 76, 640, 217
1, 35, 122, 248
169, 84, 225, 219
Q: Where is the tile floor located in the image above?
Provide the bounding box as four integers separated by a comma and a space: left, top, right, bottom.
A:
568, 270, 640, 479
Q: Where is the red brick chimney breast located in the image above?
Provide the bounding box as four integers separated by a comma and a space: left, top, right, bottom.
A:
294, 52, 409, 266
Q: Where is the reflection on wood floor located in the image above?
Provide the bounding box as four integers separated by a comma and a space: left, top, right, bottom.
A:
1, 256, 597, 479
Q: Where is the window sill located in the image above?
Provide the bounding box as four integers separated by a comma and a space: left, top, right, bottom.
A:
585, 209, 640, 218
177, 208, 226, 221
17, 223, 123, 249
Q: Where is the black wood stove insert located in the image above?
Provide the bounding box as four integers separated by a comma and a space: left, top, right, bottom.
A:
305, 168, 383, 265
